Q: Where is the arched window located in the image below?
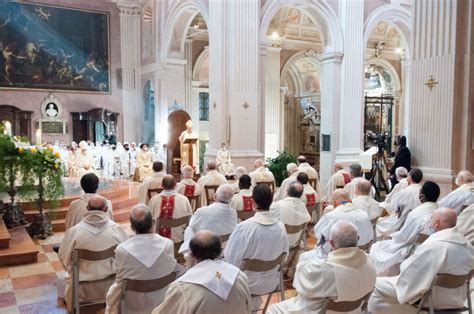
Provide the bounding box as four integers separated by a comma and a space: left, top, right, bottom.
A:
199, 92, 209, 121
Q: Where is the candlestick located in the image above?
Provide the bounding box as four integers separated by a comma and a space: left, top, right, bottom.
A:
36, 129, 42, 145
4, 121, 12, 136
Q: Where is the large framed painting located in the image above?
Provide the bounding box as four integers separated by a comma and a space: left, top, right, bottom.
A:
0, 1, 110, 93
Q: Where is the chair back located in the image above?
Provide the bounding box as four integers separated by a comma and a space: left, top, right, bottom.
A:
240, 252, 287, 272
256, 181, 275, 194
285, 222, 307, 235
124, 272, 177, 293
323, 291, 373, 312
237, 210, 255, 221
306, 204, 319, 222
308, 178, 318, 190
73, 245, 117, 262
186, 195, 199, 212
156, 215, 191, 230
220, 233, 231, 243
433, 271, 473, 289
204, 185, 220, 204
358, 241, 373, 253
148, 188, 163, 200
416, 233, 429, 244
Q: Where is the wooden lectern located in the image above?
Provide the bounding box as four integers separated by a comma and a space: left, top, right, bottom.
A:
183, 138, 198, 167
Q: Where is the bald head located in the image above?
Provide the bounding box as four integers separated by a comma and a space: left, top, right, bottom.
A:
356, 179, 372, 196
207, 160, 217, 171
456, 170, 473, 186
431, 207, 457, 233
87, 196, 108, 212
331, 189, 351, 207
181, 165, 194, 179
254, 159, 264, 169
190, 230, 222, 262
287, 182, 304, 198
329, 221, 359, 250
215, 184, 234, 204
333, 162, 343, 173
130, 204, 153, 234
162, 175, 176, 190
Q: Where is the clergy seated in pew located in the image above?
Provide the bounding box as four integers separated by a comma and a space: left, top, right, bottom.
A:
230, 175, 254, 215
297, 172, 319, 207
153, 230, 252, 313
65, 173, 114, 231
176, 165, 202, 199
455, 204, 474, 245
368, 207, 474, 313
249, 159, 275, 189
137, 161, 166, 205
224, 184, 289, 311
438, 170, 473, 214
352, 179, 382, 220
375, 168, 423, 238
197, 160, 227, 206
299, 189, 373, 263
268, 221, 376, 313
231, 166, 248, 193
323, 163, 351, 203
180, 184, 237, 262
105, 204, 177, 314
344, 163, 367, 200
379, 166, 409, 213
273, 163, 299, 202
149, 175, 193, 245
59, 196, 128, 312
370, 181, 441, 276
297, 155, 320, 195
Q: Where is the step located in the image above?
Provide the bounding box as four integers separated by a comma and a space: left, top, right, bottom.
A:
0, 226, 38, 266
0, 218, 11, 249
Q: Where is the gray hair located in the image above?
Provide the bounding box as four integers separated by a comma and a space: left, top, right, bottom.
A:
395, 167, 408, 180
457, 170, 473, 183
286, 163, 299, 174
234, 166, 248, 179
130, 204, 153, 234
215, 184, 235, 204
182, 165, 194, 178
329, 221, 359, 249
349, 164, 362, 178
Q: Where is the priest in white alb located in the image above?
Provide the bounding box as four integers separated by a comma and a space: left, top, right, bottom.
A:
368, 207, 474, 313
231, 166, 248, 193
59, 196, 128, 311
297, 155, 320, 195
273, 163, 299, 201
137, 161, 166, 204
268, 221, 376, 313
352, 179, 382, 220
179, 120, 199, 169
230, 175, 255, 213
153, 230, 252, 313
370, 181, 440, 276
455, 204, 474, 245
438, 170, 473, 214
176, 165, 202, 199
248, 159, 275, 188
216, 143, 235, 176
148, 175, 193, 244
379, 167, 409, 212
75, 140, 96, 179
323, 163, 352, 202
105, 205, 177, 314
343, 163, 367, 199
296, 172, 319, 206
197, 160, 227, 206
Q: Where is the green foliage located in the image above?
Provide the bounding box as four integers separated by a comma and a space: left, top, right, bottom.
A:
266, 151, 297, 187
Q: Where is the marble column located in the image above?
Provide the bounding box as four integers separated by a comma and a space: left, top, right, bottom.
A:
263, 46, 281, 159
184, 39, 193, 113
336, 0, 365, 165
206, 0, 263, 171
117, 3, 141, 142
400, 59, 411, 137
409, 0, 473, 195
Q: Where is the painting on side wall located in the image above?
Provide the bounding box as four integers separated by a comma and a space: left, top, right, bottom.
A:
0, 2, 110, 93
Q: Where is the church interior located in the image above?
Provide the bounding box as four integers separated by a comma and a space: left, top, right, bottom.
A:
0, 0, 472, 313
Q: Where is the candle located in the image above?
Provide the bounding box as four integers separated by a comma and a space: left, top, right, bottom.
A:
4, 121, 11, 136
36, 129, 42, 145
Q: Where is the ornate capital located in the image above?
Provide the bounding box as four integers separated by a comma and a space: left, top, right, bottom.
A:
111, 0, 141, 15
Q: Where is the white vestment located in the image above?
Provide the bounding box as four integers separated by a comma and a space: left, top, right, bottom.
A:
153, 259, 252, 314
249, 166, 275, 187
176, 178, 202, 197
438, 183, 474, 214
370, 202, 437, 276
298, 163, 320, 194
274, 173, 298, 202
136, 150, 154, 181
105, 234, 177, 314
64, 194, 114, 231
270, 197, 311, 247
352, 195, 382, 220
268, 248, 376, 314
179, 130, 199, 168
379, 178, 409, 212
344, 177, 366, 200
224, 211, 289, 295
196, 170, 227, 206
216, 148, 235, 175
137, 172, 166, 204
59, 211, 129, 311
180, 202, 238, 253
455, 204, 474, 245
323, 170, 351, 202
301, 184, 320, 206
148, 190, 193, 244
75, 150, 96, 179
300, 203, 373, 262
230, 189, 254, 213
368, 228, 474, 313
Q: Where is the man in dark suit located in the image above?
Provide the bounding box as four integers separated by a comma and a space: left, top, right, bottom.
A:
389, 135, 411, 188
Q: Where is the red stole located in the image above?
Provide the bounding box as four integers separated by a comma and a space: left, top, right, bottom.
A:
158, 195, 175, 239
342, 172, 351, 185
242, 196, 254, 212
306, 193, 316, 206
184, 184, 195, 197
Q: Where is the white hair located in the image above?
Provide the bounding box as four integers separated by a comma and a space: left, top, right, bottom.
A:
457, 170, 473, 183
234, 166, 248, 179
181, 165, 194, 178
215, 184, 235, 204
286, 163, 299, 174
329, 221, 359, 249
395, 167, 408, 180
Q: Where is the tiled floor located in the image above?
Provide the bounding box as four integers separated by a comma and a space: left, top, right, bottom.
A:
0, 224, 315, 313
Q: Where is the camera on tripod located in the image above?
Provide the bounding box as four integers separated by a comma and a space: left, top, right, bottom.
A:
367, 131, 389, 154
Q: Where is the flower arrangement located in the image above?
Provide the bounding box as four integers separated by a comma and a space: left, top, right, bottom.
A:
266, 151, 297, 187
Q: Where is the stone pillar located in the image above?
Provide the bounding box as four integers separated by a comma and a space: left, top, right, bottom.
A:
184, 39, 193, 113
409, 0, 473, 195
400, 59, 411, 137
117, 3, 141, 142
263, 46, 281, 159
206, 0, 263, 171
320, 52, 343, 189
336, 0, 365, 165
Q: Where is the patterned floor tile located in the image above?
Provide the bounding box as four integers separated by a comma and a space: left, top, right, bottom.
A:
0, 279, 13, 293
0, 269, 9, 280
45, 252, 60, 262
18, 299, 67, 314
9, 262, 54, 279
0, 291, 17, 308
11, 273, 58, 290
14, 284, 58, 306
0, 305, 20, 314
51, 260, 64, 272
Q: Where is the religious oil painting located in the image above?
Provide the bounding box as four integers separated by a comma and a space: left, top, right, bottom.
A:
0, 1, 110, 93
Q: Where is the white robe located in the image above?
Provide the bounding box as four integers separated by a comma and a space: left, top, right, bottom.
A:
148, 190, 193, 244
273, 173, 298, 202
230, 189, 254, 213
368, 228, 474, 313
323, 170, 351, 202
300, 203, 373, 262
75, 150, 96, 179
249, 167, 275, 187
137, 172, 166, 204
270, 197, 311, 247
455, 204, 474, 245
196, 170, 227, 206
224, 211, 289, 295
59, 211, 129, 311
180, 202, 238, 253
64, 194, 114, 231
379, 178, 409, 212
216, 149, 235, 175
370, 202, 438, 276
176, 178, 202, 197
179, 130, 199, 168
298, 163, 320, 194
344, 177, 366, 200
438, 183, 474, 214
352, 195, 382, 220
300, 184, 320, 206
136, 150, 154, 182
268, 247, 376, 314
105, 234, 177, 314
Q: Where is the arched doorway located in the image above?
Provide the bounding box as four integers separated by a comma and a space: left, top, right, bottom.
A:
167, 109, 191, 175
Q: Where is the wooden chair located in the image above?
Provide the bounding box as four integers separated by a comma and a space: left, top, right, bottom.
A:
147, 188, 163, 200
321, 291, 373, 313
204, 185, 220, 205
358, 241, 373, 253
239, 252, 287, 313
370, 217, 379, 243
283, 222, 307, 277
220, 233, 231, 244
186, 195, 200, 212
256, 181, 276, 194
308, 178, 318, 191
408, 233, 430, 256
156, 215, 191, 262
72, 246, 117, 314
413, 271, 473, 314
237, 210, 255, 221
306, 203, 320, 225
119, 271, 177, 312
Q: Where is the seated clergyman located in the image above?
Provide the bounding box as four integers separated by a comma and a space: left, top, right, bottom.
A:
268, 221, 376, 313
153, 230, 252, 313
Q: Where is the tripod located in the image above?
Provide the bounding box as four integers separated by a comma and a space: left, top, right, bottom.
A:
369, 150, 390, 201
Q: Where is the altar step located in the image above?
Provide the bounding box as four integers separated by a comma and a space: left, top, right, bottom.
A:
0, 219, 11, 249
0, 226, 39, 266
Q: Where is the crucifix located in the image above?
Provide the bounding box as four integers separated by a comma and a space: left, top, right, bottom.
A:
425, 75, 438, 91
